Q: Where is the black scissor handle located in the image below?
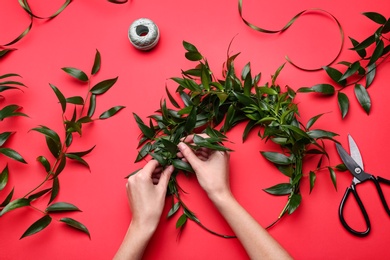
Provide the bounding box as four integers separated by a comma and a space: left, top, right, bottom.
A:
339, 185, 371, 237
373, 176, 390, 215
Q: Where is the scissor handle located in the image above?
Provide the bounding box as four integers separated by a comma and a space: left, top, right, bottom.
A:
373, 176, 390, 215
339, 185, 371, 237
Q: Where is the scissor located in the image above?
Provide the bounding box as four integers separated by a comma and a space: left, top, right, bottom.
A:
336, 134, 390, 236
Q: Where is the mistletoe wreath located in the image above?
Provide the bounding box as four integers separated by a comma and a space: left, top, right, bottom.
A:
130, 41, 343, 236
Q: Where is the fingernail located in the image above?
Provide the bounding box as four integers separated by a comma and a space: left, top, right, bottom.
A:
178, 142, 186, 150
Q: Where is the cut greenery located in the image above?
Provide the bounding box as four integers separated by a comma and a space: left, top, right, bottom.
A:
0, 50, 125, 239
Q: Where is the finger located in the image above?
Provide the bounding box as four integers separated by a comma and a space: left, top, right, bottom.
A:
177, 142, 201, 171
157, 165, 174, 189
140, 159, 159, 177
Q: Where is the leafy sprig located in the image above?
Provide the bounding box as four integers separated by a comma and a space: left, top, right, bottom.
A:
0, 50, 125, 239
300, 12, 390, 118
132, 41, 342, 235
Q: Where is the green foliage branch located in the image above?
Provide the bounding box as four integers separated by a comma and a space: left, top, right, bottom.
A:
0, 50, 125, 239
298, 12, 389, 118
131, 41, 344, 236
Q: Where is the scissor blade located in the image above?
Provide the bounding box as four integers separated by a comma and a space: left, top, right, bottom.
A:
348, 135, 364, 170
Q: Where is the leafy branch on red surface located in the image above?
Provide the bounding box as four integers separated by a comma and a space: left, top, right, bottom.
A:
0, 50, 125, 239
297, 12, 390, 118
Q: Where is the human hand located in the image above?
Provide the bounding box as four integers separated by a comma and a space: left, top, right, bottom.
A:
177, 134, 231, 202
126, 160, 173, 231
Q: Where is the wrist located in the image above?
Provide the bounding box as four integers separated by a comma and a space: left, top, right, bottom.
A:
208, 190, 234, 207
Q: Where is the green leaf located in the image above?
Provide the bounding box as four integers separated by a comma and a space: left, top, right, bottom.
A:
261, 151, 292, 165
348, 37, 366, 58
362, 12, 387, 24
183, 41, 198, 52
53, 154, 66, 177
49, 84, 66, 113
307, 130, 338, 139
91, 49, 101, 75
176, 214, 187, 229
135, 142, 152, 162
172, 159, 194, 173
287, 193, 302, 214
0, 105, 28, 120
298, 84, 335, 95
0, 198, 30, 216
339, 61, 360, 82
309, 171, 316, 194
133, 113, 155, 139
65, 153, 90, 170
90, 77, 118, 95
306, 113, 324, 130
350, 35, 375, 51
0, 132, 13, 146
366, 63, 376, 88
184, 106, 197, 134
383, 18, 390, 34
66, 96, 84, 105
368, 39, 384, 66
0, 187, 14, 207
167, 202, 180, 218
46, 202, 81, 212
323, 66, 345, 85
67, 145, 96, 158
185, 52, 203, 61
48, 177, 59, 205
20, 215, 52, 239
337, 92, 349, 119
335, 164, 348, 171
271, 63, 285, 85
60, 217, 91, 239
36, 156, 51, 173
0, 165, 9, 191
99, 106, 125, 119
328, 167, 337, 191
263, 183, 292, 195
149, 152, 167, 166
354, 84, 371, 114
28, 188, 52, 201
165, 86, 180, 108
0, 148, 27, 163
62, 67, 88, 82
87, 94, 96, 117
31, 125, 61, 145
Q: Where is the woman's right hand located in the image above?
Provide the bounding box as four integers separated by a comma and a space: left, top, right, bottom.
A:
177, 135, 232, 202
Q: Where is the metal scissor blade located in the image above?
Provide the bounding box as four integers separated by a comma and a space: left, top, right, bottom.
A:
348, 135, 364, 170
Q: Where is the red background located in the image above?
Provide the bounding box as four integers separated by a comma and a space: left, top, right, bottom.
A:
1, 0, 390, 259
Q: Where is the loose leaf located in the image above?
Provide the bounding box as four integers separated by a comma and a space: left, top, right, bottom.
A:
62, 67, 89, 82
60, 217, 91, 238
20, 215, 52, 239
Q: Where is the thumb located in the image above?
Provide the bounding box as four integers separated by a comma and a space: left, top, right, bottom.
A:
177, 142, 201, 171
157, 165, 173, 189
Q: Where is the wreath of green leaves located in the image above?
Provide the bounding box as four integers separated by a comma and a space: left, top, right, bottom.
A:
131, 41, 344, 236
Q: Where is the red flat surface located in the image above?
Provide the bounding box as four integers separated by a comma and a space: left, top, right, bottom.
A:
1, 0, 390, 259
